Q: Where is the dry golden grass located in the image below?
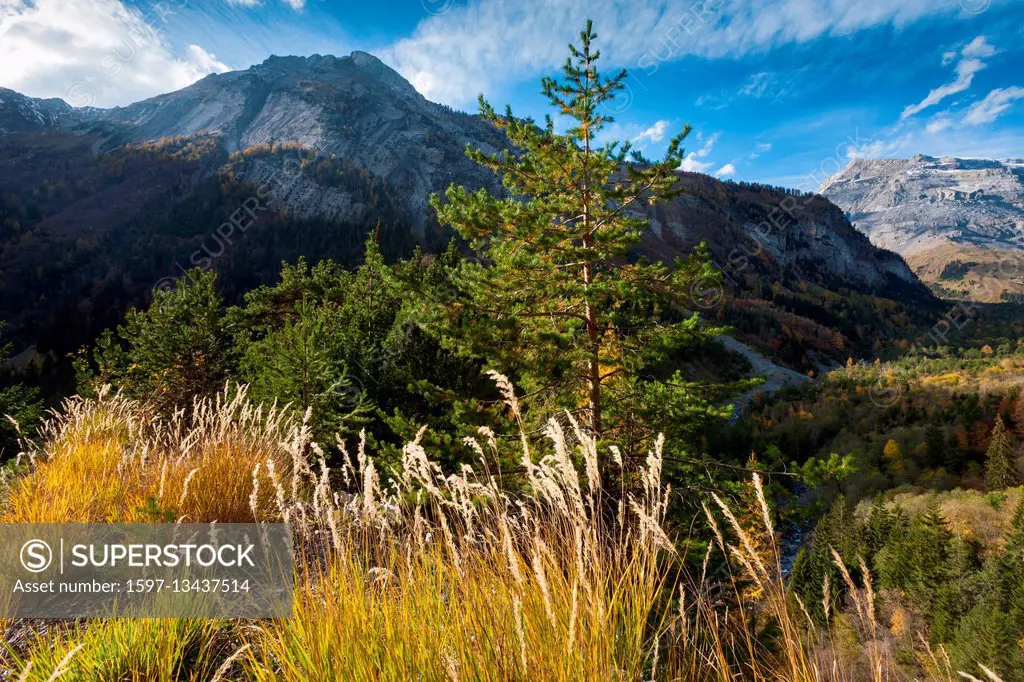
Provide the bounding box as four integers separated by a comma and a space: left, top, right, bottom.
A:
1, 386, 294, 523
0, 378, 1008, 681
904, 243, 1024, 303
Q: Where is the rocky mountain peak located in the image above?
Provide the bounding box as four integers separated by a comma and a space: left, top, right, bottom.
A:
822, 154, 1024, 300
0, 87, 75, 132
0, 63, 934, 334
249, 51, 417, 97
348, 51, 419, 96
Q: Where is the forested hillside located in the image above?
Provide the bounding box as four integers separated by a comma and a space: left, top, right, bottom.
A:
2, 19, 1022, 682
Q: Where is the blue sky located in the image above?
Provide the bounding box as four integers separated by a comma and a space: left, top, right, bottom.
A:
2, 0, 1023, 189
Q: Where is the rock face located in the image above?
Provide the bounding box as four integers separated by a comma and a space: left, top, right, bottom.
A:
93, 53, 506, 235
645, 174, 921, 296
1, 53, 505, 235
0, 52, 934, 357
821, 154, 1024, 300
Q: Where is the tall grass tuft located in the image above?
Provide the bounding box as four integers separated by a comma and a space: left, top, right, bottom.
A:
2, 385, 299, 523
8, 619, 231, 681
245, 375, 675, 680
0, 377, 1008, 680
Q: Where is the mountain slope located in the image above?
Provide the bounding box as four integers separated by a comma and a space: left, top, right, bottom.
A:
647, 174, 920, 293
821, 154, 1024, 301
95, 52, 506, 235
0, 53, 935, 372
0, 88, 80, 132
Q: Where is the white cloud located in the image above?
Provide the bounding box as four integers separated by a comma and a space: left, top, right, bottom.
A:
678, 133, 719, 172
961, 35, 996, 59
380, 0, 988, 107
694, 92, 730, 110
693, 134, 719, 158
717, 163, 736, 176
631, 119, 669, 145
901, 36, 996, 121
678, 155, 714, 172
739, 72, 775, 98
226, 0, 305, 8
183, 45, 230, 75
899, 37, 1015, 134
695, 70, 801, 112
0, 0, 230, 108
749, 141, 772, 159
844, 133, 914, 160
963, 87, 1024, 125
905, 43, 991, 120
737, 71, 803, 101
925, 116, 953, 134
941, 50, 957, 65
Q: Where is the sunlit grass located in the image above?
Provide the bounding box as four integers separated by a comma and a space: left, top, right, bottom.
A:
8, 618, 232, 682
0, 379, 1006, 681
1, 386, 293, 523
247, 517, 668, 681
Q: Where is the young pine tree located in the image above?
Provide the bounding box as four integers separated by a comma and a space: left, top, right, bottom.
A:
0, 323, 42, 457
861, 497, 893, 556
952, 601, 1021, 681
239, 296, 371, 441
906, 505, 953, 609
875, 504, 913, 589
431, 21, 726, 453
985, 415, 1020, 490
95, 269, 233, 413
788, 496, 864, 623
1001, 498, 1024, 634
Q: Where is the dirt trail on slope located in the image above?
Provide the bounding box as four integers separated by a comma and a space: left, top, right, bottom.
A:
717, 335, 811, 417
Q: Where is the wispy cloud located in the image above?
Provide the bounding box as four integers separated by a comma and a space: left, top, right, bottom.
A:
739, 72, 775, 98
381, 0, 989, 107
695, 92, 731, 110
695, 69, 803, 111
749, 142, 772, 159
717, 163, 736, 177
738, 71, 800, 100
902, 35, 1022, 133
226, 0, 305, 9
678, 133, 719, 172
901, 36, 995, 120
964, 87, 1024, 125
844, 133, 915, 160
961, 35, 997, 59
925, 116, 953, 134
